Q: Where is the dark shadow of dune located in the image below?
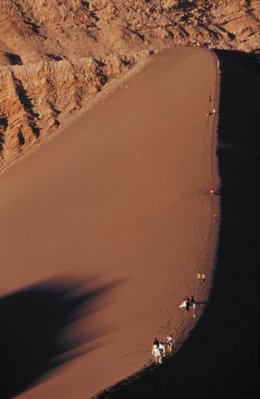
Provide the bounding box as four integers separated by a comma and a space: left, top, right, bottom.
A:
94, 51, 260, 398
0, 277, 115, 399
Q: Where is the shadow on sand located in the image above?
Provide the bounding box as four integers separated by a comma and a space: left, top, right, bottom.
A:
95, 50, 260, 398
0, 277, 114, 399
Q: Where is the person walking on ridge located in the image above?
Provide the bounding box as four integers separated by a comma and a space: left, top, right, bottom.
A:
190, 296, 197, 317
152, 343, 162, 364
179, 296, 190, 311
159, 341, 166, 358
166, 334, 174, 354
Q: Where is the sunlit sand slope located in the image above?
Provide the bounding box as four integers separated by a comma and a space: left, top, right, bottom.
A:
0, 48, 219, 399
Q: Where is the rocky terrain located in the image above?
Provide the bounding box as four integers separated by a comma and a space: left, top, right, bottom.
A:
0, 0, 259, 170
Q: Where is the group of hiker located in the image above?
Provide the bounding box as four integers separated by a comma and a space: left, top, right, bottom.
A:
179, 295, 197, 317
179, 272, 206, 316
149, 124, 219, 365
196, 271, 206, 284
152, 271, 207, 364
152, 335, 174, 364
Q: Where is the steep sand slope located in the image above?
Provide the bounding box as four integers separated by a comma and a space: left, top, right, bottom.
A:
96, 50, 260, 399
0, 48, 219, 398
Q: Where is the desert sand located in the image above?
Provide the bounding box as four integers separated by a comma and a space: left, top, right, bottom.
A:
0, 47, 220, 398
96, 49, 260, 399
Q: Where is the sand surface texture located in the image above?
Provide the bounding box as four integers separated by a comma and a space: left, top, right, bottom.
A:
0, 48, 219, 399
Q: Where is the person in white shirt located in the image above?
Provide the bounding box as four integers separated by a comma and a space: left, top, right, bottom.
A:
152, 344, 162, 364
197, 271, 202, 282
166, 334, 174, 354
179, 296, 190, 311
159, 342, 166, 358
190, 296, 197, 317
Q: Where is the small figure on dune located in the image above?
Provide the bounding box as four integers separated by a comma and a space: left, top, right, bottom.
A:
179, 296, 190, 311
201, 272, 206, 284
213, 212, 218, 221
210, 186, 220, 196
159, 341, 166, 358
209, 185, 215, 195
197, 271, 202, 283
152, 342, 162, 365
206, 109, 217, 116
166, 334, 174, 354
190, 296, 197, 317
208, 95, 212, 102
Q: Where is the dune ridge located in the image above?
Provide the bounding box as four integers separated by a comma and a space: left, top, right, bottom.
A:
92, 49, 260, 399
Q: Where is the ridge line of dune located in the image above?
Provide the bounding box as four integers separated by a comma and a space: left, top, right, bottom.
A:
91, 49, 221, 399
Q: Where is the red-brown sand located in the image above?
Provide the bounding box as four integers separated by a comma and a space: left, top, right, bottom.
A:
0, 48, 220, 398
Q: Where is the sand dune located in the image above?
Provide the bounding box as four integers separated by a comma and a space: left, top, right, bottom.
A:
94, 51, 260, 399
0, 48, 219, 398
